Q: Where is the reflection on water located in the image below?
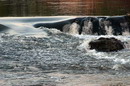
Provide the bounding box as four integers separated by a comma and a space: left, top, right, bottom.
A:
0, 0, 130, 16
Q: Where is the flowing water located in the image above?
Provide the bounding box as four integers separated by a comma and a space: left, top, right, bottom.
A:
0, 16, 130, 85
0, 0, 130, 85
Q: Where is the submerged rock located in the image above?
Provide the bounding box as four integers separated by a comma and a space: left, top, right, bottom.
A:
89, 37, 124, 52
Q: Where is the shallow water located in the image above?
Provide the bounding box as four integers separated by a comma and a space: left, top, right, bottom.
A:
0, 16, 130, 85
0, 0, 130, 85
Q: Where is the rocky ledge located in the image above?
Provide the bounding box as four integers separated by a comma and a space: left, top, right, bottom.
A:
89, 37, 125, 52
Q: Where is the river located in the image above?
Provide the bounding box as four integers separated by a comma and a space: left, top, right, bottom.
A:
0, 0, 130, 16
0, 16, 130, 85
0, 0, 130, 86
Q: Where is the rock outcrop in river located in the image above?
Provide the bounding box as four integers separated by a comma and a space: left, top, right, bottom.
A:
89, 37, 125, 52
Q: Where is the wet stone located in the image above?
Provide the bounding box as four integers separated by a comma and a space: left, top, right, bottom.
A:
89, 37, 125, 52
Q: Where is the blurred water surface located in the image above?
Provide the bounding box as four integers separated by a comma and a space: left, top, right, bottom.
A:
0, 0, 130, 16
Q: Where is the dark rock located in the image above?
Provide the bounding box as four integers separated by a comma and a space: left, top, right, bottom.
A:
125, 15, 130, 30
89, 37, 124, 52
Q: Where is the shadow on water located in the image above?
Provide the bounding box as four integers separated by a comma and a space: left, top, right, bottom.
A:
0, 0, 130, 16
0, 24, 9, 31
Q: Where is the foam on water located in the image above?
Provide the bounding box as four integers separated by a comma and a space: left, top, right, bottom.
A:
0, 17, 130, 85
0, 16, 130, 68
0, 16, 77, 37
76, 34, 130, 65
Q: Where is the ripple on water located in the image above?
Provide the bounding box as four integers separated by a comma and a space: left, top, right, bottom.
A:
0, 28, 130, 85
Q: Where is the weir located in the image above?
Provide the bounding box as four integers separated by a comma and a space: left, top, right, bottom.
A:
0, 0, 130, 86
34, 16, 130, 36
0, 16, 130, 36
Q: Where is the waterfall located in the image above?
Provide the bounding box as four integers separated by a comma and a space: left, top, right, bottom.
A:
105, 26, 113, 35
82, 20, 93, 35
68, 22, 80, 35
